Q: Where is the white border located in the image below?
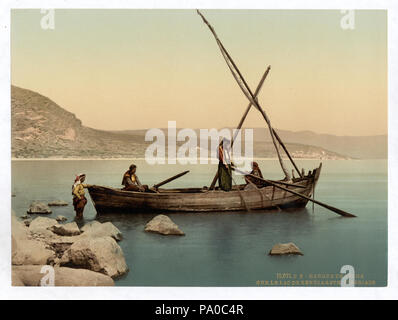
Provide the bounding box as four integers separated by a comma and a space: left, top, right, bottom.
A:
1, 0, 397, 300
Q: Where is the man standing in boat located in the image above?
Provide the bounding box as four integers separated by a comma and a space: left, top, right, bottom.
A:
218, 138, 233, 191
72, 173, 90, 219
122, 164, 149, 192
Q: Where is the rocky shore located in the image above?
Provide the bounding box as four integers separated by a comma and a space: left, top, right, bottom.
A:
12, 215, 128, 286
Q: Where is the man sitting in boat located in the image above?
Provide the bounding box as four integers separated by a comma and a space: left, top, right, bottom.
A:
218, 138, 232, 191
245, 161, 265, 187
122, 164, 149, 192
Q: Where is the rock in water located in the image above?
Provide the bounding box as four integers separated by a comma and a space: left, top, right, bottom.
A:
29, 216, 59, 237
268, 242, 303, 256
12, 265, 114, 286
50, 222, 81, 236
56, 215, 67, 222
144, 214, 185, 236
81, 221, 123, 241
59, 237, 128, 279
27, 201, 52, 214
48, 200, 68, 207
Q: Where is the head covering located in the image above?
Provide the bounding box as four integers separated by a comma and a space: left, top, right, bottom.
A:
252, 161, 259, 168
222, 137, 230, 146
221, 137, 232, 154
72, 173, 86, 191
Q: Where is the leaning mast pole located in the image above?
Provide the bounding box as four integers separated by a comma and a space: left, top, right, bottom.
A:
197, 10, 292, 180
209, 65, 271, 190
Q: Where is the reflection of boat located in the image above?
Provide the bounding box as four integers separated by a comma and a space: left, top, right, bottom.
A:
88, 164, 321, 213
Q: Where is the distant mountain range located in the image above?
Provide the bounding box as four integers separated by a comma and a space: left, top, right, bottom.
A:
11, 85, 387, 159
251, 128, 387, 159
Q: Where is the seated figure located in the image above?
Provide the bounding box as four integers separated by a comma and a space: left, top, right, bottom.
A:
122, 164, 149, 192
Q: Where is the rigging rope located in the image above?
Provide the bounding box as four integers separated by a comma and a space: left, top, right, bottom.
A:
197, 10, 291, 180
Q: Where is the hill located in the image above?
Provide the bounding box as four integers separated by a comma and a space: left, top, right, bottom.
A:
252, 128, 387, 159
11, 86, 148, 158
11, 85, 383, 160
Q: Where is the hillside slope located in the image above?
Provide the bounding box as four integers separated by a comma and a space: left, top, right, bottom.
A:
11, 86, 148, 158
11, 85, 356, 160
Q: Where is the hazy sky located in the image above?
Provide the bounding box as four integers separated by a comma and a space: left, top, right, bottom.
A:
11, 9, 387, 136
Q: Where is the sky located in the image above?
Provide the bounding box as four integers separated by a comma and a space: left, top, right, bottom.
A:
11, 9, 387, 136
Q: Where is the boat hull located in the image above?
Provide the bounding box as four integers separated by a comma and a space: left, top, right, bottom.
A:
88, 164, 322, 214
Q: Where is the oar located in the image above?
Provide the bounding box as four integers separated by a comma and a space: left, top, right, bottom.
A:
152, 171, 190, 189
232, 167, 356, 218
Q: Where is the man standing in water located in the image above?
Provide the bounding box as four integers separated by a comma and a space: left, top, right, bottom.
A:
218, 138, 233, 191
72, 173, 90, 219
122, 164, 149, 192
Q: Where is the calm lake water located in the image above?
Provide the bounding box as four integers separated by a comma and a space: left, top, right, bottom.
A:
11, 159, 387, 287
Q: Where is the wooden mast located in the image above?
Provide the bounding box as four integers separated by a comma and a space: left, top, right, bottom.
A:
209, 66, 271, 189
197, 10, 293, 180
231, 65, 271, 147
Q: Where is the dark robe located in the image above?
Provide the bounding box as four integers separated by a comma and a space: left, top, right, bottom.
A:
245, 167, 264, 186
73, 196, 87, 219
217, 145, 232, 191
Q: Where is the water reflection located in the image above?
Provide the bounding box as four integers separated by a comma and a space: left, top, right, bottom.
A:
11, 160, 387, 286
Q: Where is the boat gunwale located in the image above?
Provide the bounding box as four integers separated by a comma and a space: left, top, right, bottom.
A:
88, 176, 314, 198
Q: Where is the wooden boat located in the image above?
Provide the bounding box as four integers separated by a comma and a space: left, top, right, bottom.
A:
88, 164, 322, 213
86, 12, 356, 216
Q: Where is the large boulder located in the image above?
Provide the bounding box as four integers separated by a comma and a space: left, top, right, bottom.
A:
12, 216, 55, 265
11, 235, 55, 265
12, 215, 29, 240
59, 237, 128, 279
29, 216, 59, 238
50, 222, 81, 236
268, 242, 303, 256
81, 221, 122, 241
145, 215, 185, 236
12, 265, 114, 286
12, 230, 55, 265
48, 200, 68, 207
27, 201, 52, 214
12, 238, 56, 265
